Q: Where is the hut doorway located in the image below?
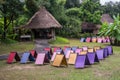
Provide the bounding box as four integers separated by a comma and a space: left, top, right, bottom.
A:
32, 29, 52, 39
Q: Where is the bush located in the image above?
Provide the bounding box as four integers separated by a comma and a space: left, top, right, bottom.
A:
49, 36, 69, 44
56, 18, 81, 38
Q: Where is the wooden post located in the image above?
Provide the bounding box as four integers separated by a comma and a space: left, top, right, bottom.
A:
18, 29, 21, 41
51, 28, 55, 40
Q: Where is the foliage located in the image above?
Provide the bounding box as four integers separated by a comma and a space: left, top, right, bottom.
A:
57, 19, 81, 38
49, 36, 69, 44
15, 15, 28, 26
58, 0, 102, 38
56, 7, 81, 38
46, 0, 81, 38
65, 0, 80, 8
0, 15, 4, 34
99, 14, 120, 45
66, 18, 81, 38
102, 1, 120, 17
0, 15, 19, 40
25, 0, 39, 17
65, 7, 82, 18
47, 0, 68, 25
79, 0, 102, 24
0, 0, 24, 39
34, 0, 51, 8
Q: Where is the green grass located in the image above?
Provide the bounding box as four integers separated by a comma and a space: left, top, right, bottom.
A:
0, 39, 120, 80
49, 36, 69, 44
1, 38, 18, 44
0, 42, 34, 55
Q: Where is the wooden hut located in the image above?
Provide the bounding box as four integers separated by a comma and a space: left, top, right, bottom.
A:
81, 22, 100, 34
21, 7, 62, 39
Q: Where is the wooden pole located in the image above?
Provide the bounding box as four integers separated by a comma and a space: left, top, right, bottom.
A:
53, 28, 56, 40
51, 28, 55, 40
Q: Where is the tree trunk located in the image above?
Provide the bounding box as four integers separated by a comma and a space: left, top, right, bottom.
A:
2, 4, 7, 39
2, 16, 7, 39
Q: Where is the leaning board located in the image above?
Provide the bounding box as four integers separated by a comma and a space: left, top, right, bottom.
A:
68, 53, 77, 64
52, 54, 67, 67
35, 53, 45, 65
52, 54, 64, 66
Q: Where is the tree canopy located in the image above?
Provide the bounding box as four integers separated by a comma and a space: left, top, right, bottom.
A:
102, 1, 120, 17
79, 0, 102, 24
0, 0, 24, 39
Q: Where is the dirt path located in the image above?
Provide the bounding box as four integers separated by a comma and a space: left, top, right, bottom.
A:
34, 39, 50, 53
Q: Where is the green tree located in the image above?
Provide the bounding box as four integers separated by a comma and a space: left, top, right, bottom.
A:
63, 7, 81, 38
0, 0, 24, 39
25, 0, 39, 17
65, 0, 80, 8
80, 0, 102, 24
65, 7, 82, 18
47, 0, 68, 25
25, 0, 51, 18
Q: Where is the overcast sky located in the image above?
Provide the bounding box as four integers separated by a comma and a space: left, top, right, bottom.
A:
100, 0, 120, 5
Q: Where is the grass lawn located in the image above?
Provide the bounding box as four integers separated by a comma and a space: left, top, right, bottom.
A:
0, 42, 34, 55
0, 39, 120, 80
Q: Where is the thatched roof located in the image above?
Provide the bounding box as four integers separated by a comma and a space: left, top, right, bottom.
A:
23, 7, 62, 29
101, 14, 113, 24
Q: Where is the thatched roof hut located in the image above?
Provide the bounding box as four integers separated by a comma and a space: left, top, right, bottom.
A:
101, 14, 113, 24
23, 7, 62, 29
21, 7, 62, 39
